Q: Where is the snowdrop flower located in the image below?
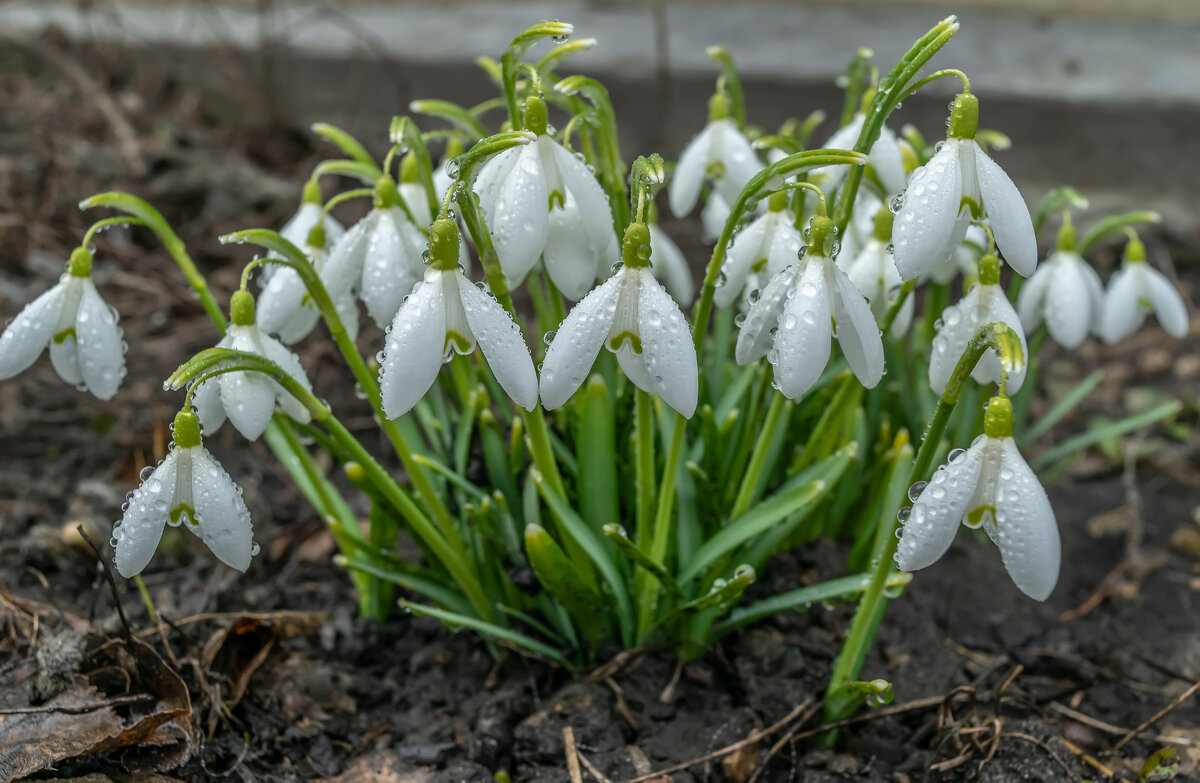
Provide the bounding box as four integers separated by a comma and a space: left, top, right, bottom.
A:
191, 291, 314, 440
736, 215, 884, 398
929, 254, 1027, 394
260, 181, 346, 282
840, 207, 913, 336
379, 219, 537, 418
1016, 220, 1105, 348
669, 92, 762, 219
811, 110, 906, 195
892, 93, 1036, 281
540, 223, 697, 418
648, 222, 695, 307
895, 395, 1060, 600
0, 247, 125, 399
257, 234, 360, 345
113, 409, 255, 577
474, 95, 615, 299
1100, 234, 1189, 344
715, 190, 803, 308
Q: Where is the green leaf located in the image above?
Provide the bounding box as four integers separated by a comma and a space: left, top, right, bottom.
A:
1030, 400, 1182, 471
576, 376, 619, 534
525, 524, 603, 646
680, 444, 856, 584
408, 99, 488, 139
336, 554, 472, 616
311, 123, 381, 172
399, 600, 570, 666
1018, 370, 1104, 446
534, 473, 635, 646
1078, 210, 1161, 255
604, 524, 682, 599
716, 571, 912, 636
1031, 186, 1089, 237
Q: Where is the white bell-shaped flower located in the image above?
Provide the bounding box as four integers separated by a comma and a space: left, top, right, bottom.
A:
113, 410, 255, 577
191, 291, 314, 441
735, 216, 884, 398
259, 184, 346, 283
811, 111, 906, 195
1100, 236, 1188, 344
895, 395, 1060, 601
840, 207, 913, 337
1017, 224, 1106, 348
715, 190, 804, 309
257, 237, 360, 345
669, 93, 762, 218
892, 93, 1035, 282
540, 223, 698, 418
929, 254, 1028, 394
0, 248, 125, 399
473, 98, 615, 299
379, 219, 538, 418
648, 223, 695, 307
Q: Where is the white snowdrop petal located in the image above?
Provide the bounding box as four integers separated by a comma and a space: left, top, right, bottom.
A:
192, 378, 226, 436
893, 141, 963, 281
256, 266, 315, 344
1044, 258, 1092, 349
734, 265, 795, 365
75, 280, 125, 400
218, 366, 277, 441
869, 124, 908, 195
974, 143, 1036, 277
764, 218, 804, 281
543, 191, 600, 301
615, 343, 654, 395
970, 288, 1028, 393
713, 119, 763, 206
1142, 265, 1190, 338
400, 182, 433, 228
649, 224, 695, 307
891, 293, 915, 338
539, 275, 622, 409
113, 451, 178, 577
895, 443, 985, 573
1015, 263, 1052, 334
457, 272, 538, 410
716, 214, 769, 308
771, 261, 832, 399
548, 138, 616, 253
810, 117, 863, 188
190, 447, 255, 573
491, 143, 550, 283
928, 288, 979, 395
322, 216, 371, 295
701, 191, 731, 245
0, 280, 65, 380
638, 270, 698, 418
1100, 266, 1144, 343
361, 209, 422, 329
992, 438, 1060, 601
474, 146, 521, 215
829, 264, 884, 389
49, 329, 83, 386
379, 276, 448, 419
669, 123, 715, 217
259, 331, 314, 424
1081, 261, 1107, 335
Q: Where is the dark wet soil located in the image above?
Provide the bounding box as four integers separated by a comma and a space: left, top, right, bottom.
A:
1, 30, 1199, 783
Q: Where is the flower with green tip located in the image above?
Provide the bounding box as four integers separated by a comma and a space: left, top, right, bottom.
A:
0, 247, 126, 400
669, 93, 762, 219
1100, 236, 1188, 344
191, 291, 314, 441
895, 396, 1060, 601
715, 191, 804, 309
113, 409, 255, 577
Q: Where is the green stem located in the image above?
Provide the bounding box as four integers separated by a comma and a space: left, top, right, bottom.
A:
730, 391, 789, 518
637, 413, 687, 641
706, 46, 747, 130
825, 321, 1018, 720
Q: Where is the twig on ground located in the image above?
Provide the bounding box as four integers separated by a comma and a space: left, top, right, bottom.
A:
564, 726, 584, 783
77, 525, 134, 647
577, 749, 617, 783
1111, 679, 1200, 754
1059, 737, 1117, 778
0, 693, 154, 715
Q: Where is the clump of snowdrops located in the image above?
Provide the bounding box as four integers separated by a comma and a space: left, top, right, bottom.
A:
0, 17, 1187, 723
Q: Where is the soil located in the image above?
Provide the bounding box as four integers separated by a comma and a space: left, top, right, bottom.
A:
1, 30, 1199, 783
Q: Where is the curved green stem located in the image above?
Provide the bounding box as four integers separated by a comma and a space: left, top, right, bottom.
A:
409, 99, 488, 139
312, 123, 380, 172
556, 75, 628, 234
390, 115, 440, 220
81, 216, 146, 248
706, 45, 747, 130
1078, 211, 1161, 255
500, 21, 573, 129
900, 68, 971, 101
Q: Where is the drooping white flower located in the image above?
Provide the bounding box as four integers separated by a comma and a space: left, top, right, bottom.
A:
715, 190, 803, 309
840, 207, 913, 337
379, 219, 537, 418
811, 112, 906, 195
256, 240, 360, 345
669, 101, 762, 219
648, 223, 695, 307
474, 103, 615, 298
1017, 251, 1105, 349
929, 254, 1028, 394
892, 93, 1035, 282
735, 216, 884, 398
895, 396, 1060, 601
113, 410, 255, 577
1100, 238, 1189, 343
191, 291, 314, 441
540, 224, 697, 418
0, 248, 125, 399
